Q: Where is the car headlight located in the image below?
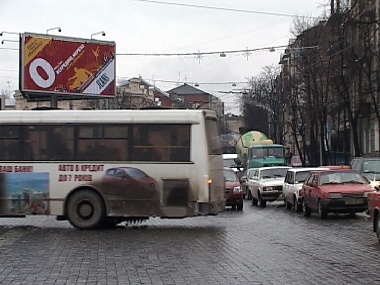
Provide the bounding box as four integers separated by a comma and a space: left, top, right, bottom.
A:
263, 186, 273, 191
363, 191, 376, 197
233, 186, 241, 193
369, 180, 380, 189
328, 193, 342, 199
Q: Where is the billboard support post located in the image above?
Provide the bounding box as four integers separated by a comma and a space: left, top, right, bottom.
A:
50, 95, 57, 108
0, 95, 5, 110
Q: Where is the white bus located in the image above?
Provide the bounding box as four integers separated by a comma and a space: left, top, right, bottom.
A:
0, 109, 225, 229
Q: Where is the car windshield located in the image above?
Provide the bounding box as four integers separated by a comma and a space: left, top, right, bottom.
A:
362, 160, 380, 180
223, 158, 236, 168
295, 171, 312, 183
363, 160, 380, 173
320, 172, 368, 185
224, 170, 239, 182
260, 168, 288, 179
123, 168, 147, 179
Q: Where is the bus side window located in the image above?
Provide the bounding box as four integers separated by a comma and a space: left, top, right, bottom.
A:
50, 130, 72, 160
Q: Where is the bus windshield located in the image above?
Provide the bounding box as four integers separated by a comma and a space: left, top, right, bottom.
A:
206, 118, 222, 155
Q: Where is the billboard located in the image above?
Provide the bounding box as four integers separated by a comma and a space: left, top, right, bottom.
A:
20, 33, 116, 99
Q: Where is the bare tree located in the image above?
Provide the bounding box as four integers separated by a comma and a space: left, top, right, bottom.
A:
241, 65, 283, 143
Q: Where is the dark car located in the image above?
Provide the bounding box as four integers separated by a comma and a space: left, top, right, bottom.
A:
223, 167, 243, 211
301, 169, 374, 219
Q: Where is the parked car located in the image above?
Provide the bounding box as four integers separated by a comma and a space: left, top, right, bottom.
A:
301, 168, 374, 219
246, 166, 291, 208
283, 167, 328, 212
223, 167, 243, 210
222, 153, 242, 173
368, 191, 380, 242
351, 157, 380, 189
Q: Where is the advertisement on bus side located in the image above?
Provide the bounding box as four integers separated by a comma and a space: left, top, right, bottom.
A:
0, 163, 177, 217
20, 33, 116, 98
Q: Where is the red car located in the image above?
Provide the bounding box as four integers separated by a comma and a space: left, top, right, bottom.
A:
100, 167, 158, 201
223, 167, 243, 211
301, 169, 374, 219
368, 191, 380, 242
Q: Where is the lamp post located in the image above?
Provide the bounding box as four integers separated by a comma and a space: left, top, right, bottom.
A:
91, 31, 105, 39
0, 31, 19, 37
46, 27, 61, 34
1, 39, 18, 45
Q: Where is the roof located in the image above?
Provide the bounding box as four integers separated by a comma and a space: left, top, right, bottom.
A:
287, 167, 328, 173
118, 77, 169, 98
167, 83, 209, 95
255, 166, 291, 171
352, 157, 380, 161
313, 168, 356, 174
0, 109, 216, 124
222, 154, 238, 159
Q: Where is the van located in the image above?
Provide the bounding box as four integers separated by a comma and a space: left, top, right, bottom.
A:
350, 157, 380, 188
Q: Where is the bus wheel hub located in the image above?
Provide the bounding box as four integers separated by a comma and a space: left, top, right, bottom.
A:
78, 202, 93, 219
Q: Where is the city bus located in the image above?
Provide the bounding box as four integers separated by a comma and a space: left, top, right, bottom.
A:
0, 109, 225, 229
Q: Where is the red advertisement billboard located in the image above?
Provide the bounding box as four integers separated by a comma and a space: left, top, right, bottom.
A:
20, 33, 116, 98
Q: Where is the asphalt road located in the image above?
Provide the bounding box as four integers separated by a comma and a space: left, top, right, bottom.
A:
0, 200, 380, 285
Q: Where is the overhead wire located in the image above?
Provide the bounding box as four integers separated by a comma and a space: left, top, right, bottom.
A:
127, 0, 321, 19
116, 45, 288, 56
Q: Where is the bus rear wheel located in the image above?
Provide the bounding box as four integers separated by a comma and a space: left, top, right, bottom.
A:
66, 189, 106, 230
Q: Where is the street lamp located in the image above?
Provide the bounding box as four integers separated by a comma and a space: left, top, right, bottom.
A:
0, 31, 19, 37
91, 31, 105, 39
1, 39, 18, 44
46, 27, 61, 34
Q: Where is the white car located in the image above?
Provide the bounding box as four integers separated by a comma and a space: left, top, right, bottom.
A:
283, 167, 327, 212
246, 166, 291, 208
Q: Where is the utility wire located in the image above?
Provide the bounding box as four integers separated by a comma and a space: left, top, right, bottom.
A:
127, 0, 321, 19
116, 45, 288, 56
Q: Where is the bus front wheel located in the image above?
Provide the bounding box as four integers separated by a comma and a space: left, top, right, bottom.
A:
66, 189, 106, 230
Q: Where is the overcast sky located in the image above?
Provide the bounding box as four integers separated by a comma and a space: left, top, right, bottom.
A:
0, 0, 328, 113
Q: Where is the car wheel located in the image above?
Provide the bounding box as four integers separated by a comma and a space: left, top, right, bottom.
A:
285, 199, 292, 210
237, 202, 243, 211
302, 200, 311, 217
259, 194, 266, 208
252, 195, 258, 206
317, 200, 328, 219
66, 189, 106, 230
375, 214, 380, 242
294, 196, 302, 213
